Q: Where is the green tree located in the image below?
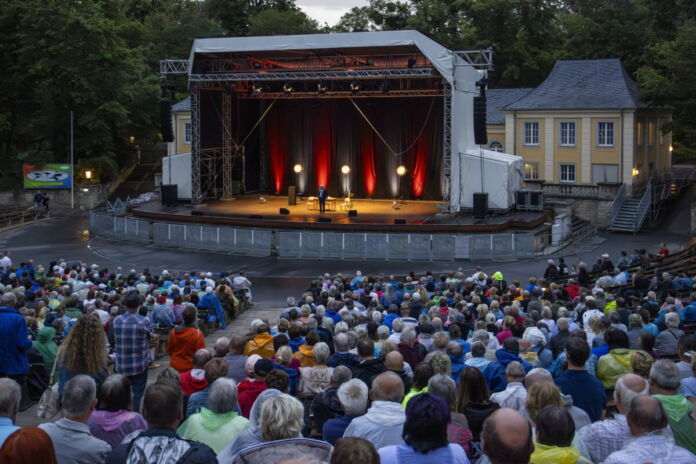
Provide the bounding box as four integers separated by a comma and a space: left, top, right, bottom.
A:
248, 7, 319, 35
334, 0, 412, 32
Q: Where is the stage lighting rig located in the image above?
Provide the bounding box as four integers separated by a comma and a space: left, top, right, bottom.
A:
249, 83, 262, 96
350, 81, 360, 94
396, 165, 407, 176
317, 82, 327, 95
283, 82, 294, 95
407, 57, 417, 68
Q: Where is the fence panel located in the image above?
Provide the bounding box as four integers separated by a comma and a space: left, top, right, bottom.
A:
409, 235, 432, 261
277, 231, 302, 258
300, 232, 322, 259
365, 234, 388, 260
250, 229, 272, 257
491, 234, 514, 257
344, 233, 367, 260
454, 235, 470, 259
513, 233, 535, 258
321, 233, 343, 259
432, 235, 455, 261
185, 225, 204, 250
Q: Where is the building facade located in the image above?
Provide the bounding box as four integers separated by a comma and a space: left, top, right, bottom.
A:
167, 96, 192, 157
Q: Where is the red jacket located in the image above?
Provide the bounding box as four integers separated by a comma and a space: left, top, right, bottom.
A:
237, 379, 267, 418
179, 370, 207, 397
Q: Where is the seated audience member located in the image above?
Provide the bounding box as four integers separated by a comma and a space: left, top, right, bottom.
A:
107, 381, 217, 464
328, 333, 359, 368
524, 368, 590, 431
650, 359, 696, 454
351, 339, 386, 388
384, 351, 412, 391
402, 362, 434, 407
482, 337, 532, 393
330, 437, 379, 464
213, 337, 230, 358
224, 334, 249, 383
166, 306, 205, 373
179, 349, 212, 397
676, 335, 696, 379
178, 378, 250, 453
273, 345, 300, 395
238, 358, 272, 418
293, 331, 320, 367
88, 374, 147, 448
323, 378, 368, 445
530, 405, 590, 464
244, 324, 275, 358
0, 427, 58, 464
490, 361, 527, 413
266, 367, 290, 393
577, 373, 650, 463
398, 328, 425, 370
596, 328, 633, 389
457, 366, 500, 443
217, 389, 282, 462
40, 375, 111, 464
481, 408, 534, 464
186, 357, 230, 418
681, 356, 696, 399
464, 341, 492, 371
555, 336, 606, 422
655, 313, 685, 357
604, 396, 695, 464
428, 374, 473, 454
0, 378, 21, 447
310, 365, 352, 435
378, 393, 469, 464
299, 342, 334, 396
343, 371, 406, 450
549, 318, 571, 359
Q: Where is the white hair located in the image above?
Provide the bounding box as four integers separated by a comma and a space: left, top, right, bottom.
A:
337, 379, 369, 415
335, 321, 349, 334
0, 378, 21, 417
208, 378, 238, 414
392, 318, 404, 333
62, 375, 96, 416
371, 311, 382, 322
614, 376, 649, 410
260, 394, 304, 441
400, 327, 416, 344
377, 324, 390, 340
313, 342, 330, 364
665, 312, 680, 328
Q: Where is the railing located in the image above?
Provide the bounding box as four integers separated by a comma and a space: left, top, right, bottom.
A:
609, 183, 627, 226
541, 183, 620, 200
634, 178, 652, 231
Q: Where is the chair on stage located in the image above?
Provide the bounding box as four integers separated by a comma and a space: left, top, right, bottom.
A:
339, 197, 351, 211
307, 196, 317, 210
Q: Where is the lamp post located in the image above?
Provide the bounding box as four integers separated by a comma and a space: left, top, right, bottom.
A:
341, 165, 351, 198
293, 164, 303, 196
396, 165, 407, 204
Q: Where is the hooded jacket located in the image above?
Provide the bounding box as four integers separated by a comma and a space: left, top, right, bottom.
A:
293, 345, 316, 367
530, 443, 587, 464
596, 348, 633, 388
179, 369, 207, 397
654, 394, 696, 454
449, 353, 465, 383
343, 401, 406, 450
166, 326, 205, 372
0, 306, 31, 375
351, 358, 386, 388
88, 410, 148, 449
327, 351, 358, 368
288, 336, 306, 353
106, 428, 217, 464
177, 408, 250, 454
244, 333, 275, 359
238, 379, 267, 418
482, 349, 533, 393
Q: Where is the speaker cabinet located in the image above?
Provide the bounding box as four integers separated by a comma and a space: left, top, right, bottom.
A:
348, 210, 357, 217
191, 210, 203, 216
394, 219, 407, 224
161, 184, 178, 206
279, 208, 290, 215
473, 95, 488, 145
319, 217, 331, 223
160, 100, 173, 142
288, 186, 297, 206
473, 193, 488, 219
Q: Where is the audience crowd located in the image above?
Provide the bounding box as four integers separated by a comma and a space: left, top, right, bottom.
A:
0, 250, 696, 464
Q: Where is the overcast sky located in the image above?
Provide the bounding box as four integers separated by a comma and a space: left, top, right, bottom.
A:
295, 0, 370, 26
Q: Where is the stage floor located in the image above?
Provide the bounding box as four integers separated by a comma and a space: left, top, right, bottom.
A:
130, 196, 546, 233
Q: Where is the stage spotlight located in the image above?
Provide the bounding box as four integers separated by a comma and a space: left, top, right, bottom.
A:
317, 82, 327, 95
350, 81, 360, 94
293, 163, 303, 174
283, 82, 294, 95
396, 165, 407, 176
407, 57, 417, 68
250, 83, 262, 96
341, 165, 351, 175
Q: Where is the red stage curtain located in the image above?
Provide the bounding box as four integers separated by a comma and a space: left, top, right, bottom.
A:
313, 104, 332, 191
410, 103, 432, 198
267, 106, 287, 194
360, 123, 377, 196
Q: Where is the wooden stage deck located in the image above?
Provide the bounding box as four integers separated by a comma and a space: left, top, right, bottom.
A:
130, 196, 546, 233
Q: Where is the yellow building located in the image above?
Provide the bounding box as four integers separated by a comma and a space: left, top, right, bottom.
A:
486, 59, 671, 190
167, 96, 192, 156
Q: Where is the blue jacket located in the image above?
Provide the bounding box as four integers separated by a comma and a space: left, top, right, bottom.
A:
679, 303, 696, 322
197, 293, 226, 329
288, 336, 306, 353
482, 349, 532, 393
0, 306, 32, 375
449, 353, 465, 383
384, 313, 400, 330
274, 364, 299, 395
325, 310, 341, 325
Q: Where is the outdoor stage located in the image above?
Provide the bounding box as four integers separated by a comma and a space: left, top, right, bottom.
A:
130, 195, 546, 233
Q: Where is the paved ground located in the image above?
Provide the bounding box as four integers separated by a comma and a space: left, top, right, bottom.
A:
8, 185, 695, 426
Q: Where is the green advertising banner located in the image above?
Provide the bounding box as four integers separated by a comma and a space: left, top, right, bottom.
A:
23, 164, 72, 189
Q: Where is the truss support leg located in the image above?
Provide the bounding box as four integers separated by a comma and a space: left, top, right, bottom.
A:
222, 90, 233, 198
442, 79, 453, 211
191, 85, 202, 205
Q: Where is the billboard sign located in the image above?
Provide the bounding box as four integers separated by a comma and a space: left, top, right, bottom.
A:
23, 164, 72, 189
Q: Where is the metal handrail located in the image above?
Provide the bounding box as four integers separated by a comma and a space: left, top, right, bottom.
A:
609, 183, 626, 226
634, 178, 652, 231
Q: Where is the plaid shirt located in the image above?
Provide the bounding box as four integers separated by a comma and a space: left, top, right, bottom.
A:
604, 432, 696, 464
576, 414, 631, 463
113, 311, 152, 376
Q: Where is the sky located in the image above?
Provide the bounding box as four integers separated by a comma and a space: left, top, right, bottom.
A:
295, 0, 370, 26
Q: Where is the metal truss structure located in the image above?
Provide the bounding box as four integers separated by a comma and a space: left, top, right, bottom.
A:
442, 80, 453, 211
222, 91, 233, 198
160, 59, 189, 76
191, 85, 201, 205
241, 89, 443, 99
189, 67, 435, 82
455, 49, 494, 70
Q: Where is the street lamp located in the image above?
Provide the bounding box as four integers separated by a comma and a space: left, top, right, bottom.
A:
84, 170, 92, 180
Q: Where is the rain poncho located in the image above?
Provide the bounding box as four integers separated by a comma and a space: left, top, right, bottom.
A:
177, 407, 250, 453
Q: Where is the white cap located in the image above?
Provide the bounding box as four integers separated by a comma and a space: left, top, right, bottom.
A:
206, 272, 213, 278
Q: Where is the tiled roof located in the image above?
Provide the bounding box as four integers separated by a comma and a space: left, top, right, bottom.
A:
505, 59, 639, 111
487, 88, 533, 124
172, 96, 191, 112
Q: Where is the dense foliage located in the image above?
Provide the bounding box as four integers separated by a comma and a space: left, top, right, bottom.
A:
1, 0, 694, 188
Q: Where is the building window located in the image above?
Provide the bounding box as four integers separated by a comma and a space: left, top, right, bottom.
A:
184, 122, 192, 144
560, 163, 576, 183
523, 121, 540, 146
591, 163, 620, 183
489, 140, 503, 152
648, 122, 655, 146
597, 121, 614, 147
524, 162, 539, 180
636, 122, 643, 146
559, 121, 576, 146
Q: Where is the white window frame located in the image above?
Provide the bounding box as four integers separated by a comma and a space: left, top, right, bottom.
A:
488, 140, 504, 152
184, 121, 192, 145
597, 121, 615, 147
559, 163, 576, 183
559, 121, 576, 147
523, 121, 540, 146
524, 162, 540, 180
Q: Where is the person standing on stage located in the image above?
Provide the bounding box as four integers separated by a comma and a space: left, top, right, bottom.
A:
318, 185, 328, 214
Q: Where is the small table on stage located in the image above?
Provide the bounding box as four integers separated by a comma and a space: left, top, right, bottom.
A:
307, 196, 336, 211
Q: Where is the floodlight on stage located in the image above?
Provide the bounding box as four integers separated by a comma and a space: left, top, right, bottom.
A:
317, 83, 327, 95
350, 82, 360, 94
293, 164, 303, 174
341, 165, 351, 175
396, 165, 407, 176
283, 82, 294, 95
250, 83, 262, 96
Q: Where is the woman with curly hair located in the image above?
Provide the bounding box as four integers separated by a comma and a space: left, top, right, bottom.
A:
57, 313, 109, 398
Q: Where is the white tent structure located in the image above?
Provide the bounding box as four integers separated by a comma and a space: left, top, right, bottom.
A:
167, 30, 521, 210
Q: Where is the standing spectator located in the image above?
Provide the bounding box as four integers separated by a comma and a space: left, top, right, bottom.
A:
166, 306, 205, 373
323, 378, 368, 445
0, 426, 58, 464
40, 375, 111, 464
604, 396, 694, 464
57, 313, 109, 397
555, 337, 606, 422
428, 374, 473, 454
655, 313, 684, 357
490, 362, 527, 413
481, 408, 534, 464
106, 381, 217, 463
577, 373, 649, 463
343, 371, 406, 450
0, 252, 10, 269
0, 292, 32, 410
456, 366, 500, 442
88, 374, 147, 448
224, 335, 249, 383
0, 378, 20, 447
112, 291, 152, 412
238, 358, 272, 418
650, 360, 696, 454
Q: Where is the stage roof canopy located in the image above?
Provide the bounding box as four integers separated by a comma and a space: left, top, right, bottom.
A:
189, 30, 455, 83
